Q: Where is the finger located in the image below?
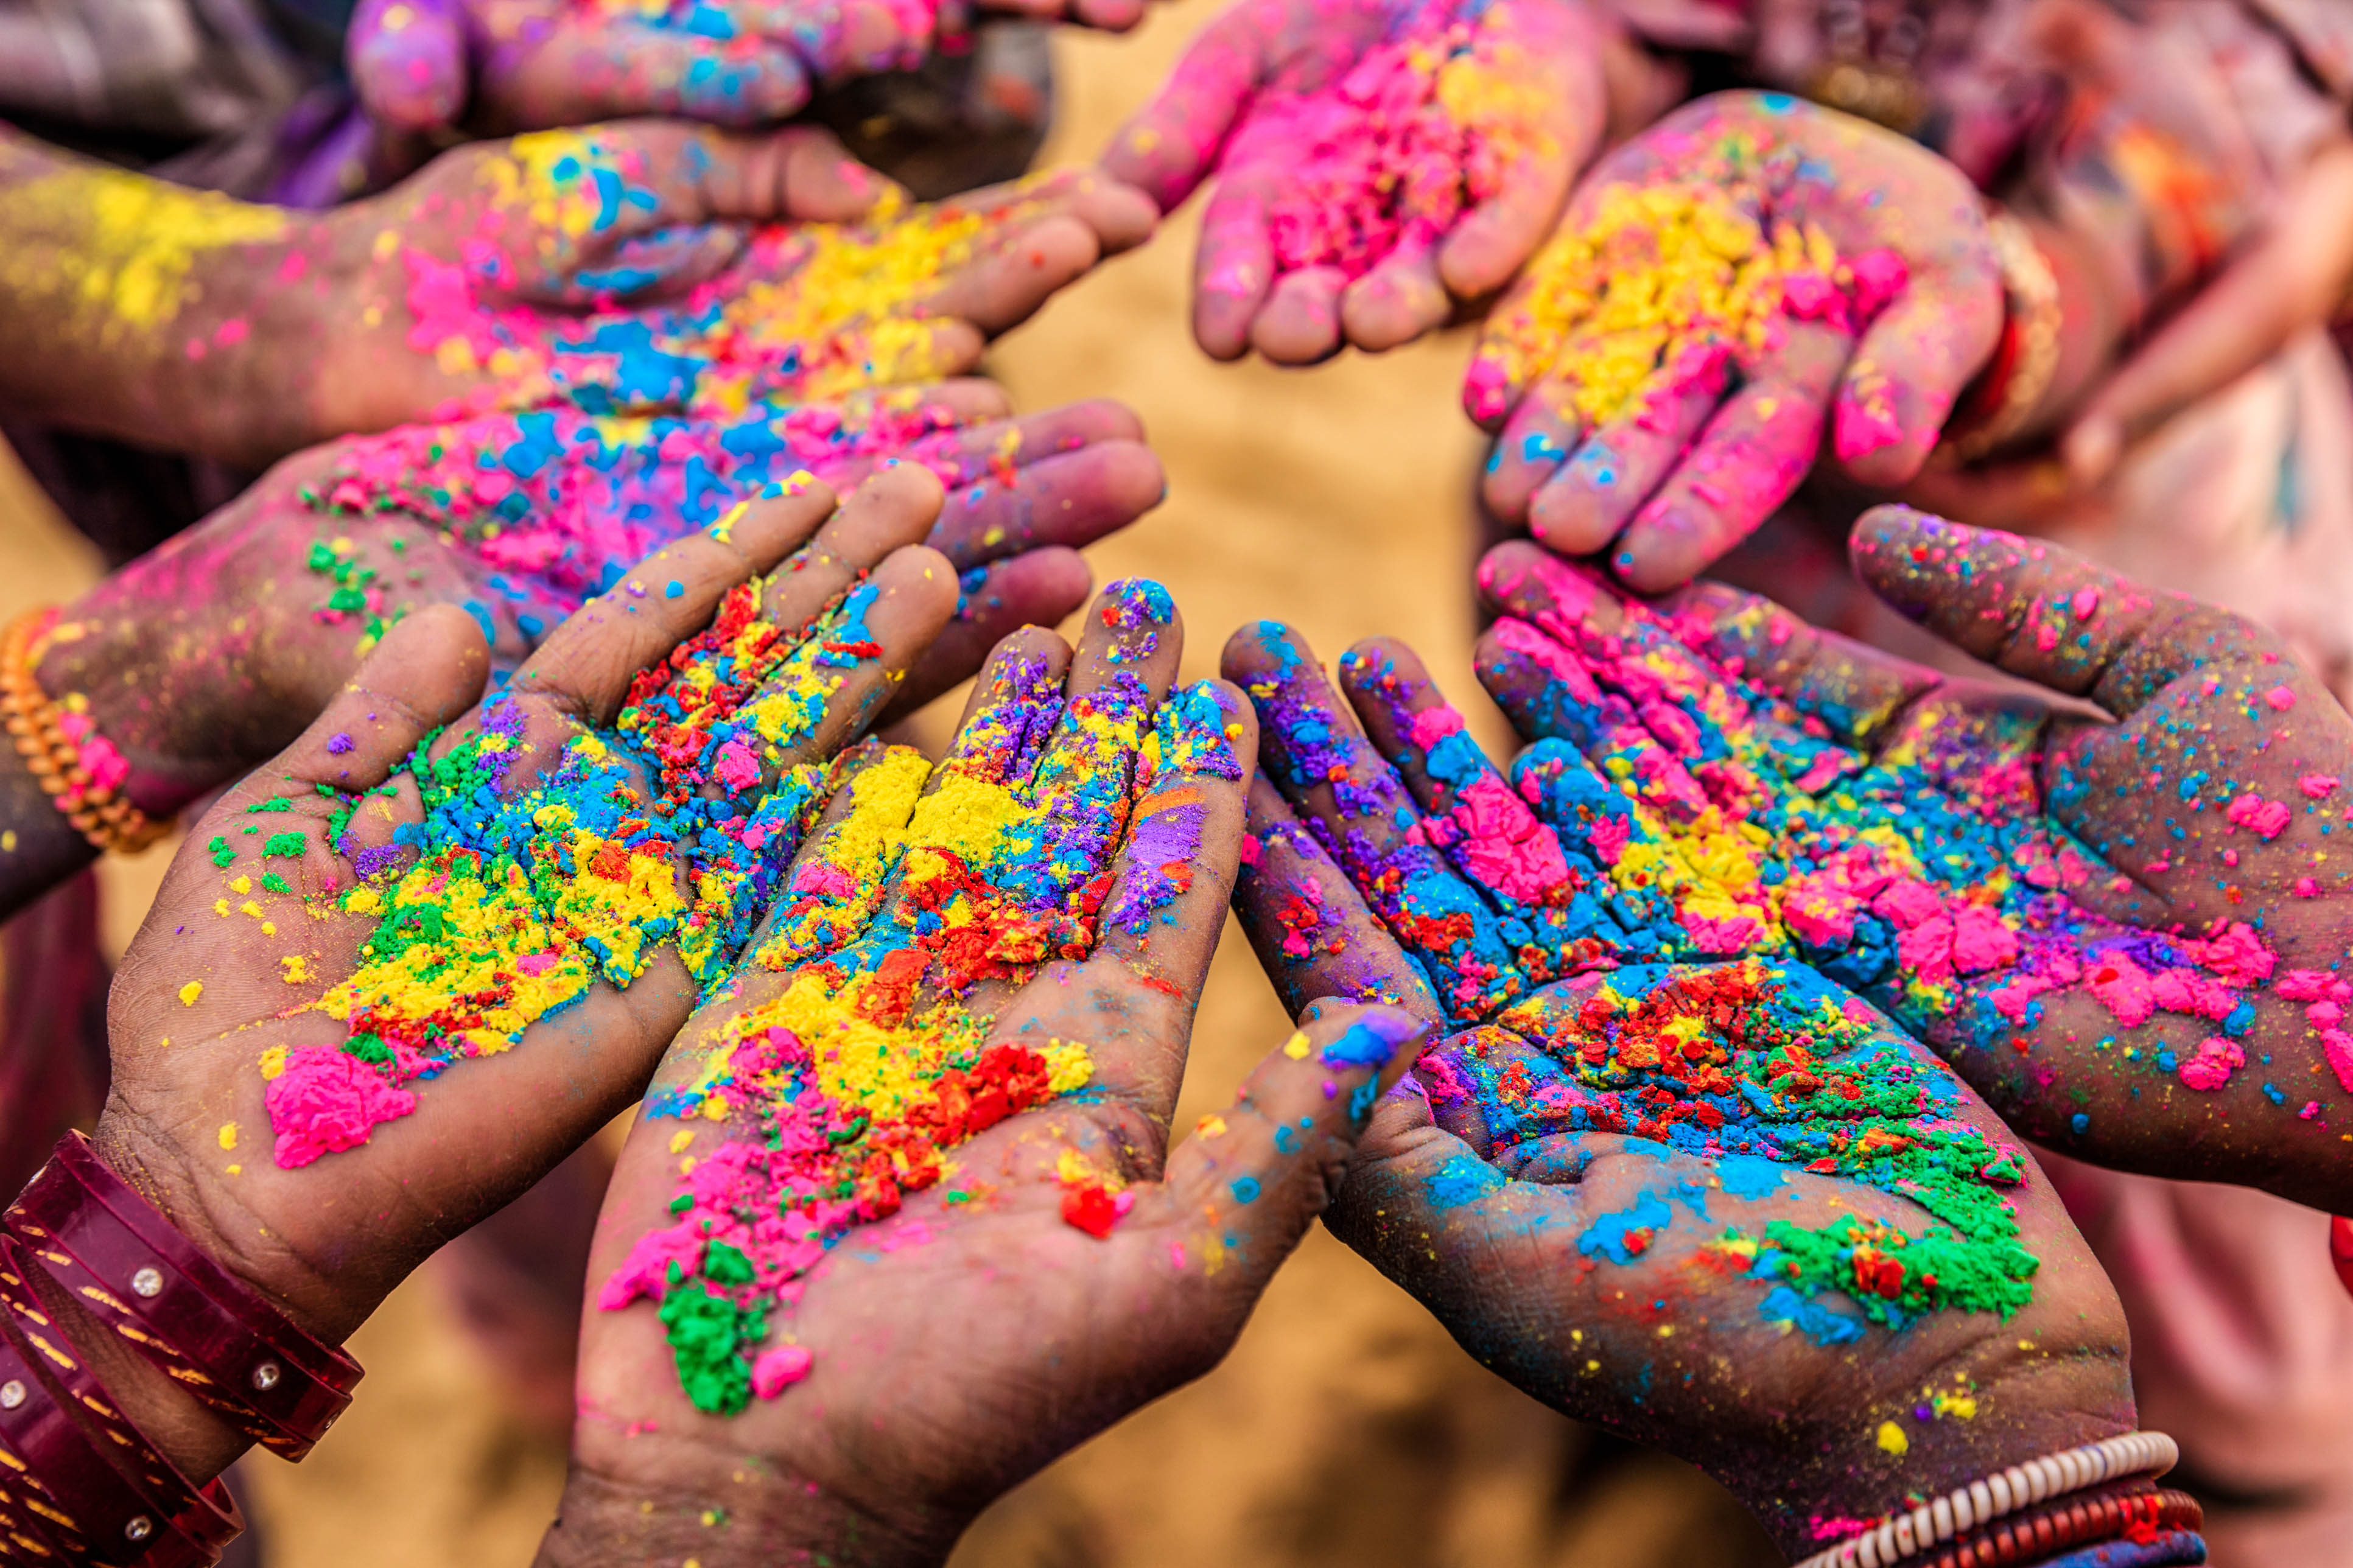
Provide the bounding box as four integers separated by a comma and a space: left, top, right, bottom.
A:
349, 0, 468, 132
507, 479, 830, 728
1153, 1002, 1428, 1296
1004, 579, 1186, 900
913, 398, 1145, 498
919, 216, 1113, 337
1341, 242, 1451, 353
935, 625, 1072, 784
1610, 319, 1851, 593
752, 740, 933, 967
1099, 12, 1269, 213
875, 547, 1093, 727
1072, 681, 1255, 1107
1250, 266, 1350, 365
1526, 360, 1731, 561
251, 604, 491, 797
2062, 142, 2353, 486
494, 29, 816, 129
1192, 169, 1282, 361
922, 435, 1164, 570
1481, 397, 1584, 525
1836, 245, 2005, 488
1848, 505, 2277, 716
1667, 579, 1941, 755
760, 465, 946, 638
1431, 5, 1603, 301
1234, 772, 1442, 1020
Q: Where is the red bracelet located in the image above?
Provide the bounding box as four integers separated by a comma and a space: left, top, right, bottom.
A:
4, 1135, 360, 1461
2330, 1214, 2353, 1301
1919, 1488, 2202, 1568
0, 1236, 242, 1566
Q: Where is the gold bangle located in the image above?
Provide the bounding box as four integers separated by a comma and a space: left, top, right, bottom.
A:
1, 607, 168, 855
1943, 209, 2063, 464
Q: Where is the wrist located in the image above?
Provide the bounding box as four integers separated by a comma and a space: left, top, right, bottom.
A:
34, 600, 236, 819
538, 1453, 962, 1568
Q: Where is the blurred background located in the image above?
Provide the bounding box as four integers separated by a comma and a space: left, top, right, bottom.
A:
0, 6, 1783, 1563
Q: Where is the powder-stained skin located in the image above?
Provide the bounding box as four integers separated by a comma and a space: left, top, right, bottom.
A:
1473, 91, 2002, 593
1104, 0, 1604, 362
597, 581, 1249, 1413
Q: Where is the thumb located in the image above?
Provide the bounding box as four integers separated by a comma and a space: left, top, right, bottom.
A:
349, 0, 469, 133
1152, 1001, 1428, 1295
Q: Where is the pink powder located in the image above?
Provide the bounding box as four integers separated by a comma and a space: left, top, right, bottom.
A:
714, 737, 762, 794
2323, 1029, 2353, 1095
2296, 877, 2324, 897
1896, 917, 1955, 986
1948, 906, 2019, 976
2225, 793, 2292, 840
2266, 686, 2296, 712
2083, 952, 2153, 1027
1442, 774, 1572, 904
2071, 587, 2100, 621
2175, 1037, 2245, 1092
1871, 879, 1945, 931
2301, 774, 2339, 799
2186, 922, 2276, 985
265, 1046, 421, 1168
751, 1344, 815, 1399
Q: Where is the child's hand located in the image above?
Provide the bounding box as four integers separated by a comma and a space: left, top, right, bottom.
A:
35, 385, 1162, 820
1222, 621, 2134, 1558
548, 585, 1421, 1566
1472, 90, 2000, 591
181, 124, 1151, 463
89, 470, 956, 1482
1104, 0, 1605, 362
351, 0, 1162, 139
1474, 508, 2353, 1215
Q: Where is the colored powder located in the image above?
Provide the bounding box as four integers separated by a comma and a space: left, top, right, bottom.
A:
1466, 141, 1906, 424
258, 567, 894, 1169
2, 167, 287, 341
599, 593, 1244, 1412
1221, 0, 1554, 285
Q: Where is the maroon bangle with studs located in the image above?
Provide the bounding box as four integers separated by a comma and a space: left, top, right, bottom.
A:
5, 1135, 360, 1461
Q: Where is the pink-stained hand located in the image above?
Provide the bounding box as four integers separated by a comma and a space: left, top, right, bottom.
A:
85, 471, 958, 1488
163, 121, 1153, 464
539, 590, 1423, 1568
1473, 506, 2353, 1215
32, 382, 1165, 830
1473, 90, 2001, 592
1218, 619, 2136, 1560
349, 0, 1162, 138
1103, 0, 1607, 362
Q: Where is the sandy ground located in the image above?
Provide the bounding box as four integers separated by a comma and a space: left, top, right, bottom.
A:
0, 9, 1782, 1563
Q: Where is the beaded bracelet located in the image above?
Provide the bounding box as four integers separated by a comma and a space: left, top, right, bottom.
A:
1916, 1488, 2200, 1568
0, 607, 167, 857
4, 1135, 361, 1461
1789, 1431, 2180, 1568
0, 1236, 242, 1567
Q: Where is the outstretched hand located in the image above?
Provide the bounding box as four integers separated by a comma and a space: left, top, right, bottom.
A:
1222, 619, 2133, 1555
1104, 0, 1604, 362
549, 585, 1421, 1567
1473, 508, 2353, 1214
351, 0, 1163, 138
1473, 90, 1999, 592
89, 470, 956, 1484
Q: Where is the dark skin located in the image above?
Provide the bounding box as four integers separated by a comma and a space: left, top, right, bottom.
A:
1221, 618, 2134, 1557
0, 383, 1167, 922
0, 121, 1155, 468
51, 469, 958, 1490
541, 597, 1422, 1567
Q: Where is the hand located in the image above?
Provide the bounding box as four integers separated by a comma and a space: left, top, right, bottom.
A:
1473, 507, 2353, 1214
1221, 617, 2134, 1556
1472, 89, 2001, 591
1103, 0, 1605, 362
350, 0, 1161, 139
35, 383, 1163, 819
83, 470, 958, 1485
544, 585, 1422, 1567
183, 122, 1152, 463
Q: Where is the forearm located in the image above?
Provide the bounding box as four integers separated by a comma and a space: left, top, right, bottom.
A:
0, 128, 321, 464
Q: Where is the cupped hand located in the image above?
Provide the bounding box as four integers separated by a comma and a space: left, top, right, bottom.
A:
351, 0, 1162, 139
1221, 618, 2133, 1555
548, 584, 1422, 1567
1473, 507, 2353, 1214
1104, 0, 1605, 362
90, 470, 959, 1483
1473, 89, 2000, 592
38, 380, 1166, 814
211, 121, 1153, 461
